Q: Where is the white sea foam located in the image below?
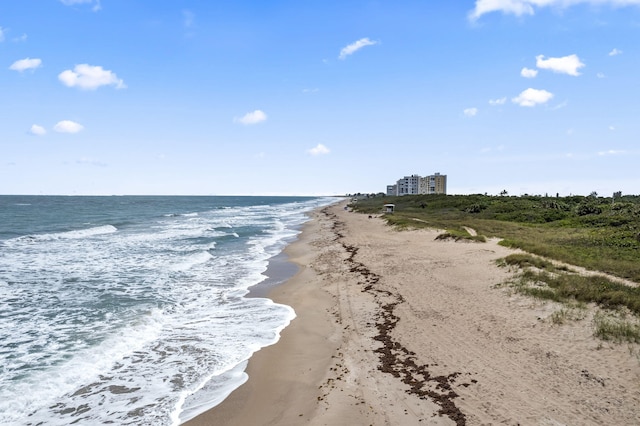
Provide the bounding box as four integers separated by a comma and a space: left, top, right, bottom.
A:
0, 196, 340, 425
7, 224, 118, 245
174, 360, 249, 425
0, 309, 165, 424
169, 251, 213, 272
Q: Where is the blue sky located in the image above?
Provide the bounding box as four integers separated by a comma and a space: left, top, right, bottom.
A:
1, 0, 639, 196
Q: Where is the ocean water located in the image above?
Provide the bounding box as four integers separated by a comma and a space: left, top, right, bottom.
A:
0, 195, 338, 425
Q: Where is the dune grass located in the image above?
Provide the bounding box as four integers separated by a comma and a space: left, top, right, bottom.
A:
352, 193, 640, 343
501, 254, 640, 314
593, 312, 640, 344
499, 253, 640, 342
351, 194, 640, 283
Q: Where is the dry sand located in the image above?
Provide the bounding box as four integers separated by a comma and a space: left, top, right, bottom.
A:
185, 202, 640, 425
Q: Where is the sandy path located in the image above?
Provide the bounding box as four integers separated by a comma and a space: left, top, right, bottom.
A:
186, 202, 640, 425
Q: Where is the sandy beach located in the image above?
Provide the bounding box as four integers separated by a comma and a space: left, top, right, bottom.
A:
185, 202, 640, 425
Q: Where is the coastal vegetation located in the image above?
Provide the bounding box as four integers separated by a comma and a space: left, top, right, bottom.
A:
351, 193, 640, 343
350, 193, 640, 283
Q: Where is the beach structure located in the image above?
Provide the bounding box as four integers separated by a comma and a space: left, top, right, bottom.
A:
386, 173, 447, 196
384, 204, 395, 213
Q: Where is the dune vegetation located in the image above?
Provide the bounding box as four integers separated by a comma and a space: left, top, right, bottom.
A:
351, 193, 640, 282
351, 193, 640, 343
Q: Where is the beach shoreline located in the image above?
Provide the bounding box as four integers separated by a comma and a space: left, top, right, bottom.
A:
184, 203, 339, 425
185, 202, 640, 425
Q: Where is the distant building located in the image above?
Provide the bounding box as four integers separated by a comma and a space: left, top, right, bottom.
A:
386, 173, 447, 196
397, 175, 421, 196
419, 173, 447, 195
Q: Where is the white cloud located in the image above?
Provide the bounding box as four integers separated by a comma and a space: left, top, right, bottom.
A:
609, 125, 615, 131
609, 48, 623, 56
0, 27, 5, 42
29, 124, 47, 136
339, 38, 378, 60
60, 0, 101, 11
536, 54, 585, 76
234, 110, 267, 125
13, 33, 27, 42
54, 120, 84, 133
464, 107, 478, 117
469, 0, 640, 21
308, 144, 330, 155
598, 149, 625, 156
9, 58, 42, 72
597, 72, 606, 78
489, 97, 507, 105
512, 88, 554, 107
551, 100, 568, 110
469, 0, 536, 20
521, 67, 538, 78
59, 64, 125, 90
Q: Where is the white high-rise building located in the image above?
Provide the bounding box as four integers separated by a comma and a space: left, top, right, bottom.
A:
386, 173, 447, 195
396, 175, 421, 196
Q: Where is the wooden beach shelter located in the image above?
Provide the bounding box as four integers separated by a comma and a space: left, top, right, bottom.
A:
384, 204, 395, 213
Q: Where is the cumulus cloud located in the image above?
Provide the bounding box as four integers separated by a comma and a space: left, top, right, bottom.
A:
0, 27, 6, 42
54, 120, 84, 133
29, 124, 47, 136
536, 54, 585, 76
489, 97, 507, 105
609, 48, 622, 56
469, 0, 640, 21
339, 38, 378, 60
9, 58, 42, 72
521, 67, 538, 78
59, 64, 125, 90
597, 72, 606, 78
464, 107, 478, 117
512, 88, 554, 107
308, 144, 330, 155
234, 110, 267, 125
469, 0, 535, 20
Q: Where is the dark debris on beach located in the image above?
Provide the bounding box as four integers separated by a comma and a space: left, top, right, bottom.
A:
322, 207, 472, 426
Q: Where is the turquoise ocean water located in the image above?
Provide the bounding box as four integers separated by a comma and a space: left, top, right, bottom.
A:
0, 195, 337, 425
